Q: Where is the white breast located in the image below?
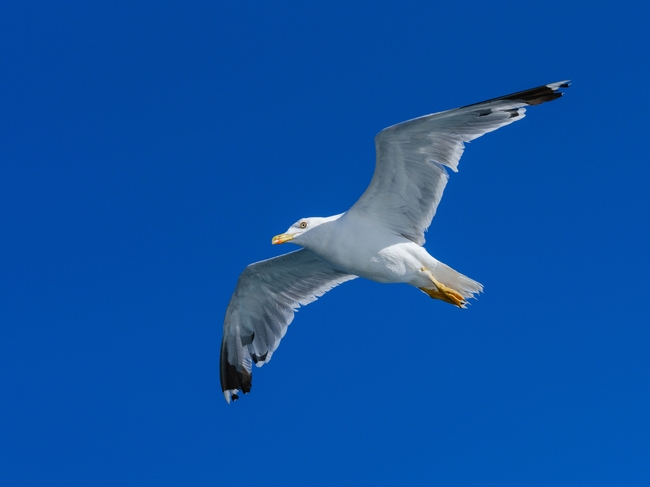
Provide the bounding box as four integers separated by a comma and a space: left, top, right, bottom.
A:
303, 212, 427, 284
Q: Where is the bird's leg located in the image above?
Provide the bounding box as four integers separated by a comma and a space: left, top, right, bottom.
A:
418, 267, 466, 308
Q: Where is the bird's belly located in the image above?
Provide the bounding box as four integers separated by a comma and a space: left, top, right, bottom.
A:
322, 240, 424, 284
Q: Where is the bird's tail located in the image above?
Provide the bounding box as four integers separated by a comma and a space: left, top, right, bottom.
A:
434, 261, 483, 300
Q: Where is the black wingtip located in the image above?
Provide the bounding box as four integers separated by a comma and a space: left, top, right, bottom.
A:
503, 83, 562, 106
220, 338, 252, 404
461, 80, 570, 109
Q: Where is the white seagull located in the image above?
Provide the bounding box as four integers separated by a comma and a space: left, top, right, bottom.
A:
220, 80, 569, 403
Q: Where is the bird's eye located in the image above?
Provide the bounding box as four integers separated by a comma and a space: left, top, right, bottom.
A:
299, 221, 308, 229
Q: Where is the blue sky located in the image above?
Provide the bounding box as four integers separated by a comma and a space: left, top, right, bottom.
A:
1, 1, 649, 485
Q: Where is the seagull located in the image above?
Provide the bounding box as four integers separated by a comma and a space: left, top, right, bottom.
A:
220, 80, 569, 403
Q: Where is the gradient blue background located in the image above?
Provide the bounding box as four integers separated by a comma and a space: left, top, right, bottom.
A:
2, 1, 649, 485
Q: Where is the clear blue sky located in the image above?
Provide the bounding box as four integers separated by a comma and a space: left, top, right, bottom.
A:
2, 1, 649, 485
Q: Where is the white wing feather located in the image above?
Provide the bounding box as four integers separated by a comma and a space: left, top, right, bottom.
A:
348, 81, 569, 245
220, 249, 356, 402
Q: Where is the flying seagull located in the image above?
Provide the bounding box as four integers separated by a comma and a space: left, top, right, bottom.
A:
220, 80, 569, 403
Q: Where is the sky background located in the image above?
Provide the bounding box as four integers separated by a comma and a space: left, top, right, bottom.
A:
1, 1, 649, 485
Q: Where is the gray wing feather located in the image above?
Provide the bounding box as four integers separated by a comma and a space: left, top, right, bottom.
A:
220, 249, 356, 403
348, 80, 569, 245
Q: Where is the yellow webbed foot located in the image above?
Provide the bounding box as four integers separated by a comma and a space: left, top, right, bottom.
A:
419, 267, 467, 308
419, 287, 466, 308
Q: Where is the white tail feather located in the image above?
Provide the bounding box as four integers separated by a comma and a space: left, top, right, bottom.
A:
434, 261, 483, 299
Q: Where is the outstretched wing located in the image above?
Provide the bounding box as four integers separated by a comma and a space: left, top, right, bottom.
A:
220, 249, 357, 403
347, 80, 570, 245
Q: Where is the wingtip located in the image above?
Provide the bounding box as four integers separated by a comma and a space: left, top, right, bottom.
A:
502, 80, 570, 106
223, 389, 240, 404
547, 80, 571, 90
460, 79, 570, 110
220, 337, 253, 404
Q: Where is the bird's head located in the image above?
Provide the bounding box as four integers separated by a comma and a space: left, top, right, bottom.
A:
271, 217, 317, 245
271, 215, 341, 246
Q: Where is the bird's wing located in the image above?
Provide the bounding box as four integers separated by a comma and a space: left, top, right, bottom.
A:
347, 80, 570, 245
220, 248, 357, 403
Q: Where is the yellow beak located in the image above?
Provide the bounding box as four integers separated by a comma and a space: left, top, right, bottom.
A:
272, 233, 295, 245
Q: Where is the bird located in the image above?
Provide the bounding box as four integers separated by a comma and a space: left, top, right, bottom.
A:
220, 80, 569, 403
